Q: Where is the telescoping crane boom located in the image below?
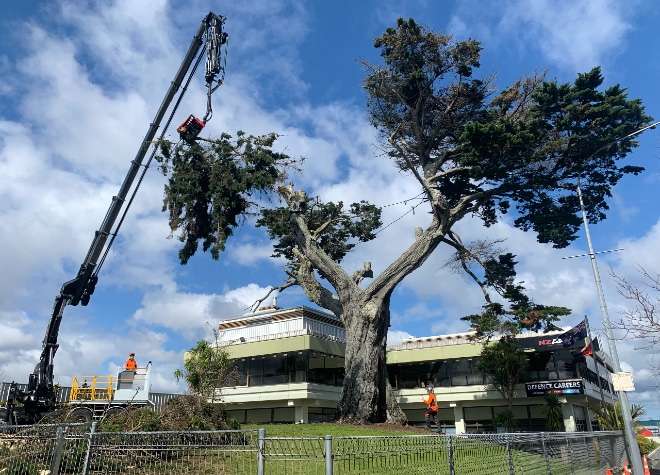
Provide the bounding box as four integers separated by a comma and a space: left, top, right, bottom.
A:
3, 12, 228, 425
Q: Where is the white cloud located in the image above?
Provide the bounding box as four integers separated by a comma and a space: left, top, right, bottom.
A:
510, 0, 631, 72
131, 283, 270, 340
449, 0, 634, 73
229, 240, 278, 267
387, 330, 414, 345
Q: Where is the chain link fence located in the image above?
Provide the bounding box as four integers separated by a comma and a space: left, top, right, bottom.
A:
1, 423, 626, 475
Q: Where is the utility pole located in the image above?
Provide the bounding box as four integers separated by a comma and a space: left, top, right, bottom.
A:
568, 121, 659, 474
576, 179, 642, 474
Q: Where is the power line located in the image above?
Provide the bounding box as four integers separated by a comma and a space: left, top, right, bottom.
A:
375, 198, 429, 235
380, 191, 426, 208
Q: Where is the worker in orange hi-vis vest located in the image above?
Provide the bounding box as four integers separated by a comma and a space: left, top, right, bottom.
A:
422, 384, 440, 429
124, 353, 137, 372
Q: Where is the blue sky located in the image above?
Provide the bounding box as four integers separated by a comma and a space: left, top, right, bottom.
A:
2, 0, 660, 417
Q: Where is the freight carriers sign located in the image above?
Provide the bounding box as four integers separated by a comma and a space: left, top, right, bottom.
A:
525, 379, 584, 397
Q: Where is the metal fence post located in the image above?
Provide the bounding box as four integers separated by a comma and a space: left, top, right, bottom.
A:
81, 422, 97, 475
257, 428, 265, 475
541, 433, 551, 475
447, 435, 455, 475
506, 435, 515, 475
325, 435, 333, 475
49, 426, 65, 475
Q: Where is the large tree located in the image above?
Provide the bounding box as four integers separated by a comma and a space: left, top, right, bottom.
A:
156, 18, 652, 424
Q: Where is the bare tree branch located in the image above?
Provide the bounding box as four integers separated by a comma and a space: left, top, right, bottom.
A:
249, 279, 296, 312
611, 266, 660, 354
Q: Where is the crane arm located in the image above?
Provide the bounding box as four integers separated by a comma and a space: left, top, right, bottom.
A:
6, 12, 228, 425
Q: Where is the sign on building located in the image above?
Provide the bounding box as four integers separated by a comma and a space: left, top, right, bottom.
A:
611, 372, 635, 392
525, 379, 584, 397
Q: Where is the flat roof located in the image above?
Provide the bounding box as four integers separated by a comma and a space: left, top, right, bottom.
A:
219, 305, 343, 330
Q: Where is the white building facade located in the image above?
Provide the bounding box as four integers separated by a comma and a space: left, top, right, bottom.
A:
218, 306, 616, 433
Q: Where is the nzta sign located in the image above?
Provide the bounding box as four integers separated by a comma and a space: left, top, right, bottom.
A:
537, 338, 565, 347
525, 380, 584, 397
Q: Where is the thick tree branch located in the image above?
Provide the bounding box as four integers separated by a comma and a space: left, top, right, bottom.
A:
279, 184, 357, 306
366, 216, 444, 300
292, 249, 344, 318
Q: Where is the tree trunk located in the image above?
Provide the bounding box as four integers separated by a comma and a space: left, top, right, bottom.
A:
335, 297, 407, 424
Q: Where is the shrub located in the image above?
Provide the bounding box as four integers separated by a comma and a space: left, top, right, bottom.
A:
637, 434, 658, 456
494, 409, 517, 432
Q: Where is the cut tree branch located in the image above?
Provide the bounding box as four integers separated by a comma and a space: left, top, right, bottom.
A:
352, 262, 374, 286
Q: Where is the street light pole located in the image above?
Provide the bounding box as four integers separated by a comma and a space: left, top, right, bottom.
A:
568, 122, 659, 474
576, 178, 642, 473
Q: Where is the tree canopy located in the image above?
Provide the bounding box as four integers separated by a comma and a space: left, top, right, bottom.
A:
475, 339, 528, 409
156, 17, 652, 424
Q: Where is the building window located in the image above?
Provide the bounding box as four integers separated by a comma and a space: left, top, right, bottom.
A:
232, 351, 344, 388
263, 355, 288, 385
388, 358, 485, 389
464, 406, 495, 434
308, 353, 345, 386
574, 405, 588, 432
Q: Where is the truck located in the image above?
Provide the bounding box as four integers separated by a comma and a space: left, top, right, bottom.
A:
1, 11, 228, 425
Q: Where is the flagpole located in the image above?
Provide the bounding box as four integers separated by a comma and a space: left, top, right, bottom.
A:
584, 316, 606, 412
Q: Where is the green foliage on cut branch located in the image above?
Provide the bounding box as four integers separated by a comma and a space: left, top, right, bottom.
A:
155, 132, 301, 264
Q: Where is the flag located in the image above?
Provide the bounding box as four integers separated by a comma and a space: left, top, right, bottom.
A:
580, 342, 593, 356
560, 318, 588, 348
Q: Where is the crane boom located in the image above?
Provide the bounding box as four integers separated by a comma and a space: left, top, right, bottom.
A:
4, 11, 227, 425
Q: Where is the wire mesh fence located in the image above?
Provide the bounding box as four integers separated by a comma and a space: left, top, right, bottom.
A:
258, 431, 627, 475
0, 423, 626, 475
262, 436, 328, 475
0, 423, 89, 474
334, 434, 450, 475
1, 423, 259, 475
87, 429, 259, 475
